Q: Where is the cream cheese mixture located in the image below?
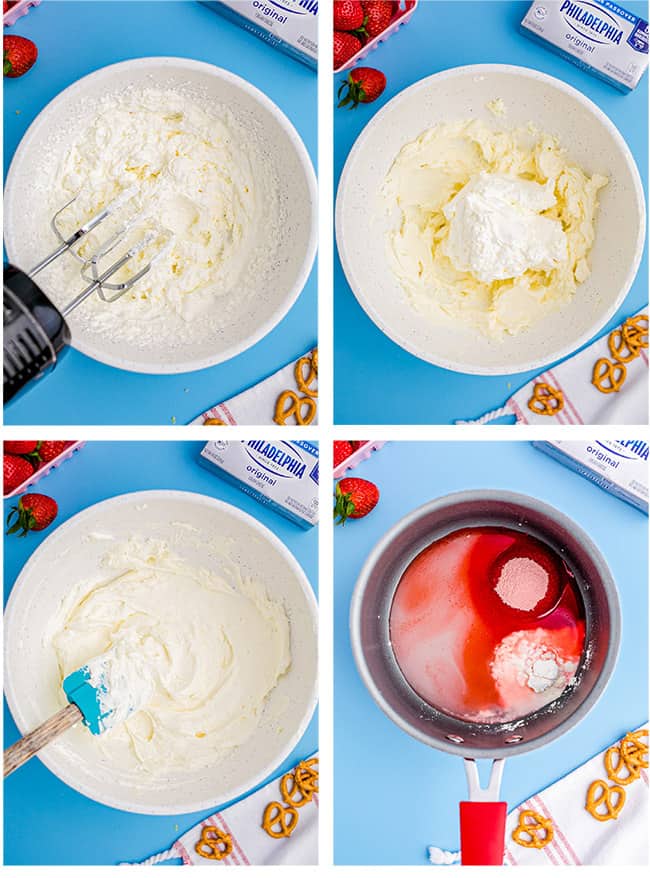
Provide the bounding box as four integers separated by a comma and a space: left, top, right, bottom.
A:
41, 87, 281, 349
381, 117, 608, 340
48, 537, 291, 775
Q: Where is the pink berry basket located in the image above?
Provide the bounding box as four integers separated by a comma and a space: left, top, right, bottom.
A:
3, 441, 84, 500
334, 441, 386, 480
3, 0, 41, 27
334, 0, 418, 74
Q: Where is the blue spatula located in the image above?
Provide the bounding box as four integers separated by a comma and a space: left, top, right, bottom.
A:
4, 649, 150, 777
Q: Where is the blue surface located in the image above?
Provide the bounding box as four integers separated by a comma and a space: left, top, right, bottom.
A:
3, 0, 316, 425
334, 0, 649, 424
334, 441, 648, 865
3, 441, 318, 866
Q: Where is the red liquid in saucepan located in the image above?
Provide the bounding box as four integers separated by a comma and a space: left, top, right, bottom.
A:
389, 526, 586, 723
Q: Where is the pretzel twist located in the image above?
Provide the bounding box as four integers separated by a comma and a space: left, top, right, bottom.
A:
511, 809, 554, 849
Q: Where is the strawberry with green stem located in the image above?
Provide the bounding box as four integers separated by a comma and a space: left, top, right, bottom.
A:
338, 66, 386, 108
334, 477, 380, 524
7, 493, 58, 537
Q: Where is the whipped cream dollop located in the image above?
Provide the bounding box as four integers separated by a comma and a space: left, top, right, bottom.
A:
381, 117, 608, 340
442, 172, 568, 283
40, 87, 280, 350
49, 537, 291, 775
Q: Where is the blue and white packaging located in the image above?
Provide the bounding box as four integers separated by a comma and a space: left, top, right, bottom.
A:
533, 439, 649, 512
201, 1, 318, 69
200, 439, 319, 528
521, 0, 648, 92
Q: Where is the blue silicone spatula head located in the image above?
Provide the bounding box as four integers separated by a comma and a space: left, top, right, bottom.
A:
62, 648, 153, 736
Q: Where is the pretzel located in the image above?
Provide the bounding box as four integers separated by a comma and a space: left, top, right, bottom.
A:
294, 759, 319, 794
195, 824, 233, 860
527, 382, 564, 416
620, 729, 648, 770
310, 347, 318, 374
203, 417, 226, 425
622, 314, 648, 349
605, 744, 641, 785
592, 358, 626, 393
280, 771, 314, 808
511, 809, 554, 849
273, 390, 317, 425
294, 353, 318, 399
585, 780, 626, 821
608, 328, 642, 364
262, 801, 299, 838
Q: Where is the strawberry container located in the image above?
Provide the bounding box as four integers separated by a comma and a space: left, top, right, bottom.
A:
3, 0, 41, 27
3, 441, 84, 500
334, 441, 385, 480
334, 0, 418, 74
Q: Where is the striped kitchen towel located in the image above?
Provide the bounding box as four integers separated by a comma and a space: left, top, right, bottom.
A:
126, 753, 318, 866
458, 310, 648, 426
428, 728, 648, 866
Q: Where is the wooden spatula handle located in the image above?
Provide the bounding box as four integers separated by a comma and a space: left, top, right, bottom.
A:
4, 702, 83, 778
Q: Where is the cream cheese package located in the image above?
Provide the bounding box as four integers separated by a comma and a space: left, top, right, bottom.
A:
533, 439, 649, 512
521, 0, 649, 92
201, 1, 318, 69
200, 440, 319, 528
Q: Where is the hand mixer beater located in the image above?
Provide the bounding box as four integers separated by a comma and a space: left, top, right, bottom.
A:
3, 190, 171, 404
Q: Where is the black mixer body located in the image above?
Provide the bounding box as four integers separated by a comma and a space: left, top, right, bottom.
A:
3, 264, 71, 405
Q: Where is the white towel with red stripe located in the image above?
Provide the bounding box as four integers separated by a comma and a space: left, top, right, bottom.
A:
428, 729, 648, 866
458, 309, 648, 426
129, 754, 318, 866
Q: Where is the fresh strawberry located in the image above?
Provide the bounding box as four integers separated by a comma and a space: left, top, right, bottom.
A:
3, 2, 8, 14
362, 1, 393, 37
334, 440, 354, 468
338, 66, 387, 108
334, 477, 379, 524
4, 454, 35, 494
35, 440, 70, 463
334, 30, 361, 69
334, 0, 364, 31
7, 492, 58, 537
4, 35, 37, 78
348, 441, 366, 451
4, 440, 38, 455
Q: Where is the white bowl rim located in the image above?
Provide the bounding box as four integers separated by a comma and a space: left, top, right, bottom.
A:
3, 489, 318, 815
335, 62, 647, 376
4, 56, 318, 375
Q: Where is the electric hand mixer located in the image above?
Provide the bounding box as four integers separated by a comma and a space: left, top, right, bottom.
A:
3, 189, 171, 404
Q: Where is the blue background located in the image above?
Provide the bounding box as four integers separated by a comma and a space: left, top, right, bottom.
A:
334, 0, 649, 424
3, 440, 318, 865
334, 441, 648, 864
3, 0, 317, 425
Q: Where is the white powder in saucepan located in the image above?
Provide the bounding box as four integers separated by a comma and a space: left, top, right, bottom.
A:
494, 556, 549, 611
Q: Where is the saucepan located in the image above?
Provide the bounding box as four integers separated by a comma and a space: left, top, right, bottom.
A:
350, 490, 620, 865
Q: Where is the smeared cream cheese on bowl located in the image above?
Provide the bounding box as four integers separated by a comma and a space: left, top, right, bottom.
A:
381, 117, 608, 340
49, 537, 291, 775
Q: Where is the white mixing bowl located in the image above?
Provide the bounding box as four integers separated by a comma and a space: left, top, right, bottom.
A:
4, 57, 317, 374
4, 490, 318, 814
336, 64, 646, 375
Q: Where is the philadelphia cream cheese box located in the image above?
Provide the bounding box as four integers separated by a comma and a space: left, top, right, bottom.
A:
533, 439, 648, 512
521, 0, 649, 92
201, 0, 317, 69
200, 439, 319, 528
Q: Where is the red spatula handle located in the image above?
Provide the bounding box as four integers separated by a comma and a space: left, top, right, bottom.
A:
459, 800, 507, 865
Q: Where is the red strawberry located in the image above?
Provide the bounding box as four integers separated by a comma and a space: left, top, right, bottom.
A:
4, 35, 37, 78
334, 440, 354, 468
334, 31, 361, 69
349, 441, 366, 451
334, 477, 379, 524
3, 454, 35, 494
334, 0, 364, 31
36, 440, 70, 463
362, 1, 393, 37
3, 2, 8, 14
7, 492, 58, 537
4, 440, 38, 454
338, 66, 386, 108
